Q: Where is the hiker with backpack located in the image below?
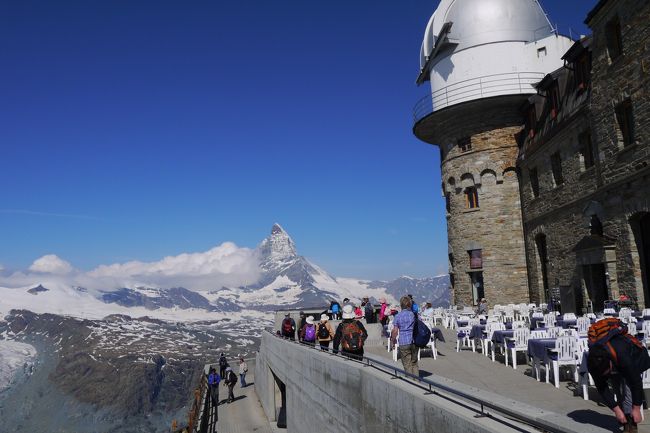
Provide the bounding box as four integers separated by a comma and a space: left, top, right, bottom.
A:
299, 316, 317, 346
223, 367, 238, 404
587, 318, 650, 432
281, 313, 296, 340
333, 304, 368, 360
390, 295, 419, 377
317, 314, 335, 350
207, 367, 221, 407
218, 353, 228, 379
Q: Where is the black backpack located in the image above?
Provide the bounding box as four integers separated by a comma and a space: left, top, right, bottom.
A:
317, 323, 330, 339
413, 316, 432, 348
219, 357, 227, 368
228, 370, 237, 384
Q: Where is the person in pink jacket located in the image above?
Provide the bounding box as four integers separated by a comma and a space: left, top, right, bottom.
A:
379, 297, 389, 326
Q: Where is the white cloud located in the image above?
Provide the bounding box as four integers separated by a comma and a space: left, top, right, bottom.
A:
29, 255, 74, 274
0, 242, 261, 292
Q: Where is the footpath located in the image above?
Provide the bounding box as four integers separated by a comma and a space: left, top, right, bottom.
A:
216, 360, 279, 433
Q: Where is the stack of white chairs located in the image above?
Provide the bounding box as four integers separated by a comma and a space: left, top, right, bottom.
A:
642, 309, 650, 319
540, 303, 548, 311
432, 309, 445, 327
586, 312, 597, 321
386, 317, 395, 352
604, 307, 617, 315
505, 327, 531, 369
576, 317, 591, 337
548, 336, 578, 388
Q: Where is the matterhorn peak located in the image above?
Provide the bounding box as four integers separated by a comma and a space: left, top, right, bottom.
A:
257, 223, 297, 264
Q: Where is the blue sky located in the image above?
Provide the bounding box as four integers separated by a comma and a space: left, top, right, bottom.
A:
0, 1, 593, 280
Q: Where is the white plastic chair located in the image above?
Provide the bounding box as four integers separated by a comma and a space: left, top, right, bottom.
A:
576, 317, 590, 337
548, 336, 578, 388
483, 322, 505, 357
530, 329, 549, 339
547, 326, 563, 338
505, 327, 530, 369
511, 320, 527, 329
562, 313, 577, 321
544, 313, 557, 328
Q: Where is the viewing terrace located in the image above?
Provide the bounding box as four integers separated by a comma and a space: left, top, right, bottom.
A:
188, 305, 650, 433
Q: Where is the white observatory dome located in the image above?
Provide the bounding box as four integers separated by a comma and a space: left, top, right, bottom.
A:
420, 0, 553, 70
416, 0, 573, 115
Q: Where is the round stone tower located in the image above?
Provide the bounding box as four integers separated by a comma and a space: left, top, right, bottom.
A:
412, 0, 574, 307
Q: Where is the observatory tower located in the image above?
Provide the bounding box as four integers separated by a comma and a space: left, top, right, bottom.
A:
412, 0, 574, 306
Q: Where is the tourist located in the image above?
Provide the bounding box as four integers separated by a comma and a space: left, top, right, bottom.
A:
333, 304, 368, 360
330, 300, 342, 320
218, 353, 228, 379
207, 367, 220, 407
408, 294, 419, 314
378, 297, 389, 326
317, 314, 335, 350
353, 304, 363, 320
477, 298, 488, 315
299, 315, 317, 345
298, 311, 307, 341
587, 324, 650, 432
238, 357, 248, 388
364, 297, 375, 323
421, 302, 434, 319
224, 367, 237, 403
391, 295, 419, 377
281, 313, 296, 340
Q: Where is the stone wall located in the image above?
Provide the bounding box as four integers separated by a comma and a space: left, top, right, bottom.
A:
517, 0, 650, 312
440, 119, 529, 307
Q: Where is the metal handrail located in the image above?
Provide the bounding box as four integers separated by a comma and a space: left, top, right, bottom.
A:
413, 72, 546, 123
267, 330, 576, 433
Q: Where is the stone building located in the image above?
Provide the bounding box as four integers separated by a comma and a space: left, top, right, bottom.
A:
413, 0, 649, 311
413, 0, 573, 307
518, 0, 650, 313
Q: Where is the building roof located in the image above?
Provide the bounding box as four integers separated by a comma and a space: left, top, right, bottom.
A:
419, 0, 554, 73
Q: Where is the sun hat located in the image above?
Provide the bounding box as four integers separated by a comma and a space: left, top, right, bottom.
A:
285, 312, 290, 317
342, 304, 355, 319
379, 297, 387, 303
306, 316, 314, 325
320, 314, 328, 322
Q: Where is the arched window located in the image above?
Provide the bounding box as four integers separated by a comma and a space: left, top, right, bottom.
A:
590, 215, 603, 236
464, 187, 479, 209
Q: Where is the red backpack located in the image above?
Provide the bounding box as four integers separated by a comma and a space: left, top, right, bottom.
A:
282, 318, 293, 334
587, 318, 643, 364
341, 321, 364, 351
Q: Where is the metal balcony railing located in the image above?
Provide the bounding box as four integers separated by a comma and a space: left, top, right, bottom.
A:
413, 72, 546, 123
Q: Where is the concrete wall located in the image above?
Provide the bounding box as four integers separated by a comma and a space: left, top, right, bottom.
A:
254, 332, 603, 433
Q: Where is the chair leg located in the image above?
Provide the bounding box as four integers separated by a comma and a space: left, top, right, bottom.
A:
505, 347, 509, 366
456, 340, 460, 352
417, 348, 421, 361
471, 339, 476, 352
512, 349, 517, 369
582, 384, 588, 400
491, 345, 495, 362
553, 361, 560, 388
545, 363, 550, 384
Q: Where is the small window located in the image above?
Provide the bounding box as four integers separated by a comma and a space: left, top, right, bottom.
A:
615, 99, 634, 147
579, 131, 595, 169
465, 187, 479, 209
526, 105, 537, 138
529, 168, 540, 198
549, 82, 561, 119
605, 16, 623, 61
468, 250, 482, 269
458, 136, 472, 153
550, 152, 563, 186
537, 47, 547, 58
574, 53, 591, 90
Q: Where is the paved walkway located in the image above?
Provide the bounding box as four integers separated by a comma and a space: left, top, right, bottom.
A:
216, 362, 279, 433
366, 327, 650, 433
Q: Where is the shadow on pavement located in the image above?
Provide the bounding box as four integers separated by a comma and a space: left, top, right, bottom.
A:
566, 409, 619, 431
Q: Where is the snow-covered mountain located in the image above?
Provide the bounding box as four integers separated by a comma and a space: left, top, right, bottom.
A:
0, 224, 450, 318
